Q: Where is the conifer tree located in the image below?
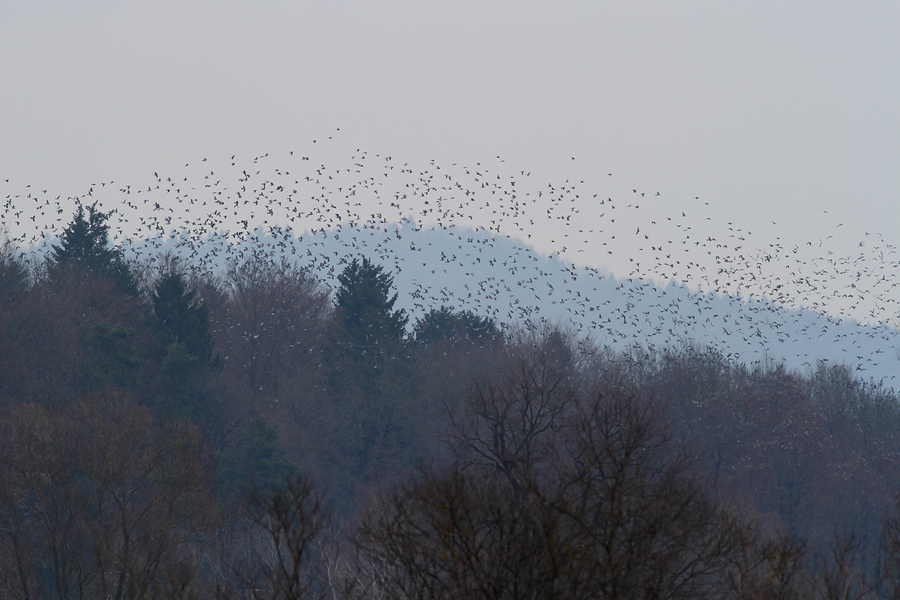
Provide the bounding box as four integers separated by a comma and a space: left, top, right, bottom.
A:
152, 270, 214, 364
50, 201, 137, 295
334, 256, 408, 363
329, 257, 416, 483
413, 305, 499, 345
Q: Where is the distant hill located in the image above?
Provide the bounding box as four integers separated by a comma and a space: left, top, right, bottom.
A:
6, 147, 897, 388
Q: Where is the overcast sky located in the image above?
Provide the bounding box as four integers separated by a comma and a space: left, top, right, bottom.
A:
2, 1, 898, 318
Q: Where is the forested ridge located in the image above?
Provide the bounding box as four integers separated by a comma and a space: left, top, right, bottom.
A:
2, 202, 900, 599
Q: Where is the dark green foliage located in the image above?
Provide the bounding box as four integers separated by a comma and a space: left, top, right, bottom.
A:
157, 341, 203, 419
218, 417, 296, 494
152, 269, 215, 364
0, 242, 29, 398
148, 270, 221, 421
0, 254, 151, 406
326, 258, 419, 502
330, 253, 413, 414
79, 321, 141, 393
413, 305, 500, 345
0, 240, 28, 300
51, 201, 113, 268
334, 256, 408, 362
50, 201, 138, 295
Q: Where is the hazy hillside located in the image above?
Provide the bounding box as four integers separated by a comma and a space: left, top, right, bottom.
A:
5, 147, 899, 387
111, 218, 899, 389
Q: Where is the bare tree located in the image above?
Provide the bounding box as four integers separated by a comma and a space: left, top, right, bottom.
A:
233, 473, 329, 600
216, 251, 331, 399
0, 394, 219, 600
542, 390, 738, 599
815, 530, 876, 600
449, 326, 579, 494
353, 338, 746, 600
352, 466, 564, 600
0, 402, 85, 600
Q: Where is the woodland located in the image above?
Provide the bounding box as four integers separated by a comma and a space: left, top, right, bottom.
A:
1, 201, 900, 599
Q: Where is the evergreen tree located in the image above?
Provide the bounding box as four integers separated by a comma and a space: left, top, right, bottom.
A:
79, 321, 141, 393
52, 201, 111, 268
50, 201, 137, 295
0, 239, 28, 301
0, 241, 29, 399
218, 417, 295, 493
150, 269, 219, 420
151, 270, 214, 364
329, 257, 417, 487
334, 256, 408, 364
413, 306, 500, 345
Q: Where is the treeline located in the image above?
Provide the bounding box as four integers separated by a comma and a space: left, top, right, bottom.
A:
1, 202, 900, 598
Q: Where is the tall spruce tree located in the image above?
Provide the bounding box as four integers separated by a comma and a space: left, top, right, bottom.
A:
330, 257, 415, 482
51, 201, 138, 295
151, 269, 218, 420
334, 256, 408, 364
152, 270, 214, 364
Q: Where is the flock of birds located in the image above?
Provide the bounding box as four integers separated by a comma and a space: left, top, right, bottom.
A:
3, 134, 899, 387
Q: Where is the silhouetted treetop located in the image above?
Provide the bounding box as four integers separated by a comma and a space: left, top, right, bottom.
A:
152, 269, 215, 364
0, 239, 28, 301
52, 201, 115, 268
50, 201, 138, 295
413, 305, 500, 345
334, 256, 408, 353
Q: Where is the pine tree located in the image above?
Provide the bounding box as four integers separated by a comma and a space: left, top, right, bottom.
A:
150, 269, 219, 420
334, 256, 408, 364
152, 270, 214, 364
217, 417, 295, 493
329, 257, 416, 483
413, 306, 500, 345
51, 201, 137, 295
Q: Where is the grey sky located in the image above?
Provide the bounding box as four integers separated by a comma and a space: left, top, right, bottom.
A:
2, 1, 898, 319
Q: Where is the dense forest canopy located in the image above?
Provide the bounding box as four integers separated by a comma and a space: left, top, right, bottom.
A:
0, 200, 899, 598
